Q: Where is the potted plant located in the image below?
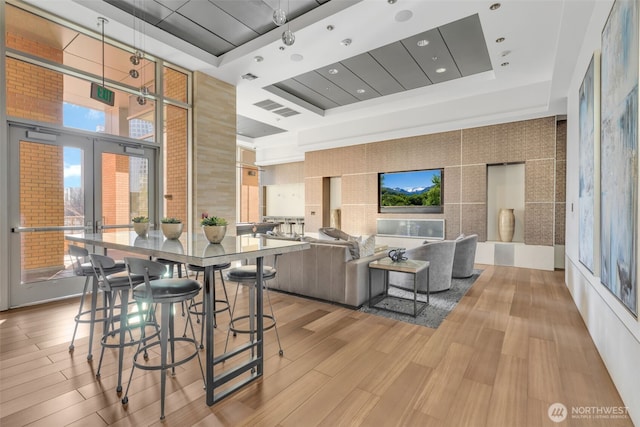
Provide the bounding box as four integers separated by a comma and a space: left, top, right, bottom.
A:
160, 217, 183, 239
201, 215, 228, 244
132, 216, 149, 237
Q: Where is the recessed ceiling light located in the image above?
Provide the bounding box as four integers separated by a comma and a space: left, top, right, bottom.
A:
326, 25, 334, 31
279, 46, 285, 51
241, 73, 258, 80
436, 67, 446, 73
328, 68, 339, 75
500, 50, 511, 57
501, 62, 510, 67
395, 10, 413, 22
490, 3, 501, 10
432, 56, 438, 61
254, 55, 263, 62
417, 39, 429, 47
388, 0, 397, 4
341, 38, 352, 46
290, 54, 303, 62
356, 89, 366, 94
496, 37, 505, 43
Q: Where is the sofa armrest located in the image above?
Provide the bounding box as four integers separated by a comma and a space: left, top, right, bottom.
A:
344, 251, 388, 307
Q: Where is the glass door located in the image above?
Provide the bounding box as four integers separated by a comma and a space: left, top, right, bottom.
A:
94, 139, 156, 235
8, 125, 158, 307
8, 124, 94, 307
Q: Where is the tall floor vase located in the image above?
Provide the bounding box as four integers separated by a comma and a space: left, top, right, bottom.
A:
498, 208, 515, 242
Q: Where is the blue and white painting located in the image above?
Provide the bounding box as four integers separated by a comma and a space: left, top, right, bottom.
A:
600, 0, 638, 316
579, 55, 596, 273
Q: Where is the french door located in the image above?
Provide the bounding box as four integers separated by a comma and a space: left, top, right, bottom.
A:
8, 123, 157, 307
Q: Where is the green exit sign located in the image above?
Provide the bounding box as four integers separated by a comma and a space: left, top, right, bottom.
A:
90, 83, 115, 106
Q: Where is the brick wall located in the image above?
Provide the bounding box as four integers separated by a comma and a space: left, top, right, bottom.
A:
8, 33, 65, 272
19, 142, 64, 270
5, 34, 63, 123
165, 105, 188, 225
101, 153, 131, 230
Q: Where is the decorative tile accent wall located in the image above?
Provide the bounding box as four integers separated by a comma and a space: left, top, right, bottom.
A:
265, 116, 566, 246
193, 72, 236, 233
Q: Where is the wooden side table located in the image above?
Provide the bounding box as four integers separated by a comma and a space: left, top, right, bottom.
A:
368, 257, 430, 317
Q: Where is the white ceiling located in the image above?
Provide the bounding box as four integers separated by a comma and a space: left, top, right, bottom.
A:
20, 0, 599, 165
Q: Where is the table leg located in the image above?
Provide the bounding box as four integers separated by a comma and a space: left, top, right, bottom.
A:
205, 265, 214, 406
256, 257, 264, 376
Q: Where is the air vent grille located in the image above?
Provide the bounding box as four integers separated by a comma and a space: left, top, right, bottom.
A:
273, 107, 300, 117
253, 99, 283, 111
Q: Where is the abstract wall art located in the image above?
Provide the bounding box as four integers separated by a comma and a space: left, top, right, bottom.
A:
579, 53, 600, 274
600, 0, 638, 316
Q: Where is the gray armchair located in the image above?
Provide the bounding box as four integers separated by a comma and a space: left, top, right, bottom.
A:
388, 240, 456, 293
452, 234, 478, 278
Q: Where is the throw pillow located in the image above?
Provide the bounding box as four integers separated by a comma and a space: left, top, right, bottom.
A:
358, 235, 376, 257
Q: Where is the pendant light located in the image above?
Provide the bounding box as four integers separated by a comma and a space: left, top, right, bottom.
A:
281, 0, 295, 46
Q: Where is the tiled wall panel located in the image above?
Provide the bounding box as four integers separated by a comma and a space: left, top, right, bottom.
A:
525, 159, 556, 203
461, 165, 486, 203
443, 166, 461, 204
525, 203, 554, 245
266, 116, 566, 247
461, 203, 487, 241
193, 72, 236, 232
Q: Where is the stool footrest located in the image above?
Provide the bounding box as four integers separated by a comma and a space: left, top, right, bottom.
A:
131, 337, 200, 371
229, 314, 277, 334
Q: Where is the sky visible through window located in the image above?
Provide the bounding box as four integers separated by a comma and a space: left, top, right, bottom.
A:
63, 102, 104, 188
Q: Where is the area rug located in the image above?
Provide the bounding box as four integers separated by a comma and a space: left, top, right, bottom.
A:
359, 269, 482, 329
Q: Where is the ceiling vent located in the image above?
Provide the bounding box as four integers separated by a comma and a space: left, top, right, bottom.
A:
253, 99, 284, 111
273, 107, 300, 117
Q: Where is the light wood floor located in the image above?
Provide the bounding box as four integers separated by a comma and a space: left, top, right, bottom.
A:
0, 265, 633, 427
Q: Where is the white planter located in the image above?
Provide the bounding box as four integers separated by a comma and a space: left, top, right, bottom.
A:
202, 225, 226, 244
133, 222, 149, 237
161, 222, 183, 239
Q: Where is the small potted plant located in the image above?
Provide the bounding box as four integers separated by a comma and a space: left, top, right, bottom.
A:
132, 216, 149, 237
160, 217, 183, 239
201, 215, 228, 244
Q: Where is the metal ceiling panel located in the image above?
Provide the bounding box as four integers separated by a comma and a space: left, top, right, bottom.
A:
369, 42, 432, 90
211, 0, 276, 35
178, 1, 258, 47
402, 29, 461, 84
294, 71, 359, 106
272, 79, 340, 110
156, 12, 234, 56
341, 53, 405, 96
317, 63, 379, 101
154, 0, 190, 11
237, 115, 286, 138
104, 0, 172, 26
439, 14, 492, 76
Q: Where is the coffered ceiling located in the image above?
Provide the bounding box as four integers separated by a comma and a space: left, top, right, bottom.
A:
19, 0, 599, 164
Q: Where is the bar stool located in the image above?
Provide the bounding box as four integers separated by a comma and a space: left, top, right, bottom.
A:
224, 256, 283, 356
184, 263, 232, 348
68, 245, 125, 361
90, 254, 158, 395
121, 257, 205, 421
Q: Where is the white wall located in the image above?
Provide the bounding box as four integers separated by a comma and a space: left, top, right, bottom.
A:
265, 183, 305, 217
565, 0, 639, 424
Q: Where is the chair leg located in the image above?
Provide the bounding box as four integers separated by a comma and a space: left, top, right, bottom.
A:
224, 282, 242, 354
159, 302, 170, 421
87, 276, 99, 361
69, 276, 90, 352
265, 284, 283, 356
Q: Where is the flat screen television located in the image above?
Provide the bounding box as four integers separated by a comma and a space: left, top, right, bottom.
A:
378, 168, 443, 213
